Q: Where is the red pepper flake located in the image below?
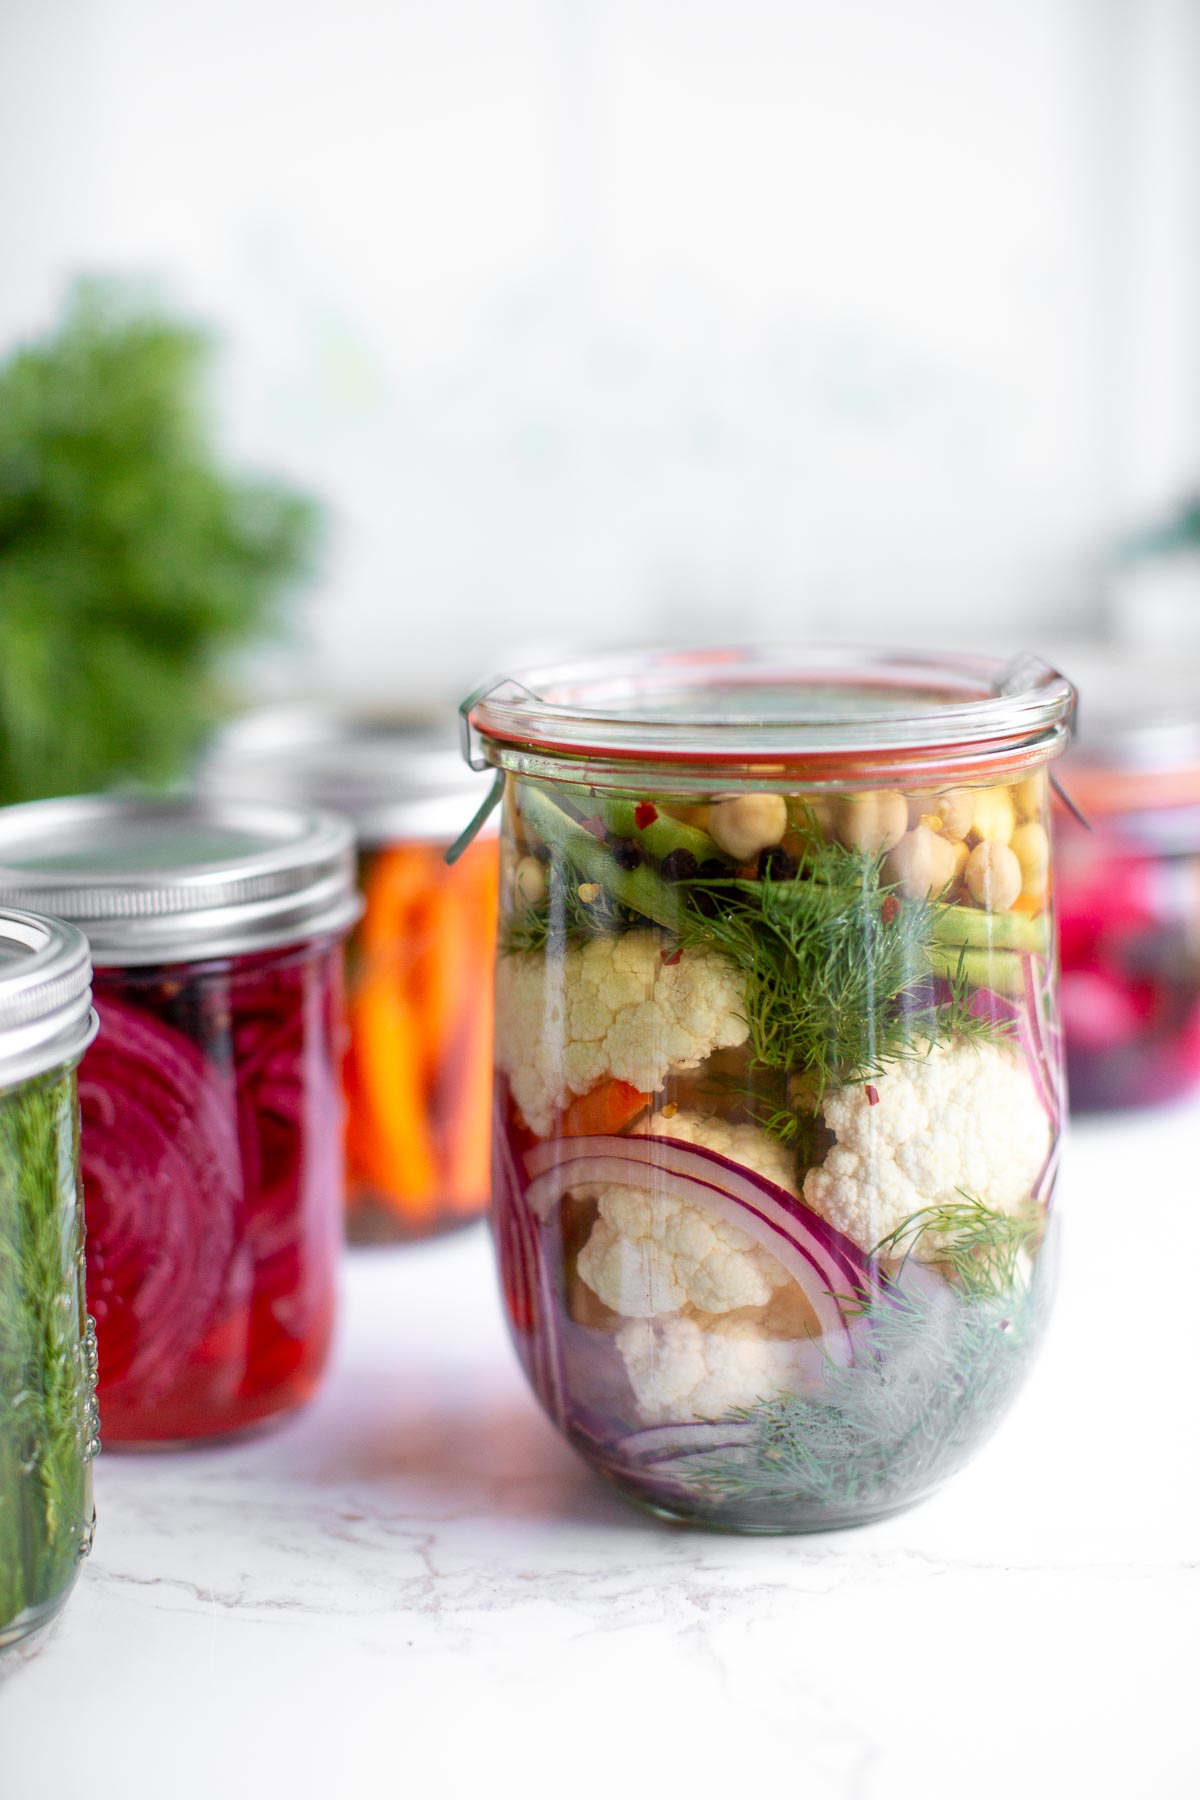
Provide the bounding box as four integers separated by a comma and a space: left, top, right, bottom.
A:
660, 946, 683, 966
582, 815, 607, 842
881, 895, 900, 925
634, 801, 659, 830
865, 1084, 880, 1106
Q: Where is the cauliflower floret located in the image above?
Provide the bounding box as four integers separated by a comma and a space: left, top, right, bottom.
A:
617, 1311, 817, 1424
575, 1110, 796, 1317
802, 1036, 1051, 1259
496, 934, 748, 1136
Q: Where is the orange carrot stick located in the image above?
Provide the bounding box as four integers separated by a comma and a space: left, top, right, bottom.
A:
346, 972, 439, 1212
560, 1079, 652, 1139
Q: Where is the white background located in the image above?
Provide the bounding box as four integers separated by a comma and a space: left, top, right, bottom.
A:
2, 1, 1199, 699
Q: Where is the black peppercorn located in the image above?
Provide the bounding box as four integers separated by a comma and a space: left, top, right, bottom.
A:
692, 855, 731, 916
659, 847, 699, 884
757, 845, 797, 882
608, 835, 644, 871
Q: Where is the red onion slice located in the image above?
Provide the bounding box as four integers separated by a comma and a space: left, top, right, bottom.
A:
522, 1132, 869, 1363
493, 1090, 567, 1426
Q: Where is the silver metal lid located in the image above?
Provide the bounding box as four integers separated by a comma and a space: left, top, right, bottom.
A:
0, 796, 361, 967
199, 705, 496, 845
0, 907, 97, 1089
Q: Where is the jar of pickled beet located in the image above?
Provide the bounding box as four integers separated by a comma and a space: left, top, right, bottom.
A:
0, 799, 359, 1446
200, 708, 499, 1243
0, 908, 99, 1644
463, 648, 1076, 1531
1056, 682, 1200, 1112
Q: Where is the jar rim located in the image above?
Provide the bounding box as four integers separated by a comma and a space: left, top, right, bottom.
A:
0, 907, 97, 1088
462, 646, 1076, 787
0, 795, 361, 966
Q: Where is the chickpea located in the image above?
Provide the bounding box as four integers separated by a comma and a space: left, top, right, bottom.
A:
965, 840, 1021, 911
883, 826, 958, 900
1012, 773, 1047, 821
709, 793, 788, 861
935, 790, 976, 840
833, 790, 908, 856
950, 838, 970, 887
971, 787, 1015, 845
513, 854, 547, 907
1010, 821, 1049, 898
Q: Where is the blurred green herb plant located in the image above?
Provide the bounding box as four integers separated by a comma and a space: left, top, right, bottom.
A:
0, 281, 320, 804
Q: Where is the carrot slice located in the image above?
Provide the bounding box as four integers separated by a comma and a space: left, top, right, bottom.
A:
346, 971, 439, 1212
560, 1079, 652, 1139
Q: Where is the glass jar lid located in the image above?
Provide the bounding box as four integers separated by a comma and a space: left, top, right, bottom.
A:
199, 705, 496, 845
0, 796, 360, 967
0, 908, 97, 1087
463, 646, 1076, 788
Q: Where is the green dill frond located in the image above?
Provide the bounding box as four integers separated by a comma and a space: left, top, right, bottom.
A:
677, 843, 1004, 1096
0, 280, 320, 805
661, 1246, 1051, 1520
502, 858, 643, 954
873, 1194, 1043, 1300
0, 1069, 95, 1633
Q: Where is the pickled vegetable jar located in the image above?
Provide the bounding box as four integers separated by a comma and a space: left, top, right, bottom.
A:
0, 799, 359, 1446
1058, 694, 1200, 1112
0, 908, 99, 1644
200, 708, 499, 1243
464, 648, 1076, 1531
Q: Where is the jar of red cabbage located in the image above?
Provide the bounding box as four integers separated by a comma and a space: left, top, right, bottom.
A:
1057, 678, 1200, 1112
0, 907, 99, 1643
200, 708, 499, 1244
0, 799, 359, 1446
463, 648, 1075, 1531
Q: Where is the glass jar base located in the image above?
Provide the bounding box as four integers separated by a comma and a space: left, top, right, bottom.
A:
99, 1393, 316, 1452
603, 1467, 940, 1536
346, 1201, 486, 1247
0, 1576, 80, 1652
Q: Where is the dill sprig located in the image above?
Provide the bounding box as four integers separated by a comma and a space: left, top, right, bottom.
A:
677, 845, 1004, 1097
874, 1194, 1043, 1300
503, 860, 642, 954
646, 1202, 1052, 1524
0, 1068, 96, 1639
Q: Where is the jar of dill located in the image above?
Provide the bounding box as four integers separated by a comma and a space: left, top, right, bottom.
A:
0, 907, 99, 1645
463, 647, 1076, 1531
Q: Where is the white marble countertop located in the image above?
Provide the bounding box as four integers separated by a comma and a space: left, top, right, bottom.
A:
3, 1104, 1197, 1800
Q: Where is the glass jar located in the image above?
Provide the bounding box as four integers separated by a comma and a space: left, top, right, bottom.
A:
463, 647, 1076, 1531
1057, 689, 1200, 1113
0, 908, 99, 1645
0, 799, 359, 1446
200, 708, 499, 1243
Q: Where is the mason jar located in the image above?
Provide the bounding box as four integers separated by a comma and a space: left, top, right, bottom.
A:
0, 799, 359, 1446
1058, 692, 1200, 1113
199, 708, 499, 1243
0, 908, 99, 1645
463, 648, 1076, 1531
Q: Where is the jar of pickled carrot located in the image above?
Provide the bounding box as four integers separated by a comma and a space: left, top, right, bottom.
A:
201, 709, 499, 1243
464, 647, 1076, 1532
0, 797, 358, 1446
